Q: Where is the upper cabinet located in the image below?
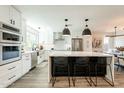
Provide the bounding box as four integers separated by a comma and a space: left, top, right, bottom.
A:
0, 5, 21, 29
21, 18, 27, 44
0, 5, 10, 24
9, 6, 21, 29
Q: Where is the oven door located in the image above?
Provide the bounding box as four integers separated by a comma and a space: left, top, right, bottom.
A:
0, 29, 21, 43
0, 43, 21, 65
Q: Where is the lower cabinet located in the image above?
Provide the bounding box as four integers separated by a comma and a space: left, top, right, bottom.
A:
37, 50, 45, 64
0, 53, 32, 88
22, 53, 31, 75
0, 60, 23, 88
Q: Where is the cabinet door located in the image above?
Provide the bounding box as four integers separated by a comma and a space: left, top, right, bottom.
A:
21, 18, 27, 44
10, 6, 21, 29
22, 53, 31, 75
0, 5, 10, 24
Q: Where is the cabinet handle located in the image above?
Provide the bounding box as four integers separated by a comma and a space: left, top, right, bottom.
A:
13, 20, 15, 25
10, 19, 13, 24
8, 66, 16, 70
8, 75, 16, 80
22, 36, 23, 42
25, 55, 29, 57
26, 58, 29, 60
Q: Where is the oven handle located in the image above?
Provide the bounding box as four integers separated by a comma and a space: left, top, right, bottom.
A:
0, 43, 21, 46
0, 29, 21, 36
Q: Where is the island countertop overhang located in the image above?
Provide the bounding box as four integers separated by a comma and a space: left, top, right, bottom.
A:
49, 51, 113, 57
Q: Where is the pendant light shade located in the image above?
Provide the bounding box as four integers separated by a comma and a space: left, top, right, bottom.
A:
82, 19, 92, 35
62, 19, 71, 35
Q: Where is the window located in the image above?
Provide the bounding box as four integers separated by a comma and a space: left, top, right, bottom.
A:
26, 26, 39, 51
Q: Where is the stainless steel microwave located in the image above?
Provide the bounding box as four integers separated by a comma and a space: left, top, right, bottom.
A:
0, 43, 21, 65
0, 22, 21, 43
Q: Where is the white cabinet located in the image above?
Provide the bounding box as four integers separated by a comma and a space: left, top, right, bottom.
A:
21, 18, 27, 44
22, 53, 31, 75
37, 50, 45, 64
44, 50, 52, 61
0, 5, 21, 29
0, 60, 22, 88
0, 5, 10, 24
9, 6, 21, 29
0, 53, 31, 88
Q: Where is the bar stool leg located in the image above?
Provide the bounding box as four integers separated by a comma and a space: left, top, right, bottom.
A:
68, 65, 70, 87
52, 65, 56, 87
85, 65, 92, 86
90, 64, 97, 87
72, 65, 76, 87
95, 64, 97, 86
89, 64, 92, 86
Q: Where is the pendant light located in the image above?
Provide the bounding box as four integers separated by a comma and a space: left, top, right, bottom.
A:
63, 19, 71, 35
82, 19, 92, 35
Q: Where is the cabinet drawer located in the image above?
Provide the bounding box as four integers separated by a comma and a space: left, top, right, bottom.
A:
22, 53, 31, 60
0, 77, 6, 88
0, 71, 17, 88
0, 60, 22, 88
4, 67, 22, 87
0, 60, 22, 76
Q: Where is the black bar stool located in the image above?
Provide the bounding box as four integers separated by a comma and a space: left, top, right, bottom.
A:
89, 57, 98, 86
72, 57, 92, 86
51, 57, 70, 87
90, 57, 114, 87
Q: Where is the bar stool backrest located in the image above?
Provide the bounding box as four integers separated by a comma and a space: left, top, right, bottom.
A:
75, 57, 89, 64
96, 57, 112, 65
53, 57, 68, 65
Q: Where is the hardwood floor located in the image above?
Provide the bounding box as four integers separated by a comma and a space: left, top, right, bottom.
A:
8, 62, 124, 88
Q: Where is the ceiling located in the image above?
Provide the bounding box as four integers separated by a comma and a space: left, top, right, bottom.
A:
15, 5, 124, 33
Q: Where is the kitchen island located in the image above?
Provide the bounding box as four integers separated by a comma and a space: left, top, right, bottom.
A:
48, 51, 114, 85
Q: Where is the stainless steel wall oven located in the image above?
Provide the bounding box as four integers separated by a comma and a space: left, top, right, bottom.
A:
0, 22, 21, 65
0, 43, 21, 65
0, 22, 21, 43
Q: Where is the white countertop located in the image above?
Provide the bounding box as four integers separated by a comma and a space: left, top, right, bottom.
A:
22, 51, 37, 55
49, 51, 113, 57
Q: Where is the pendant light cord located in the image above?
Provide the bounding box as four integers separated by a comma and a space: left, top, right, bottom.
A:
65, 19, 68, 27
85, 19, 89, 27
114, 26, 117, 36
